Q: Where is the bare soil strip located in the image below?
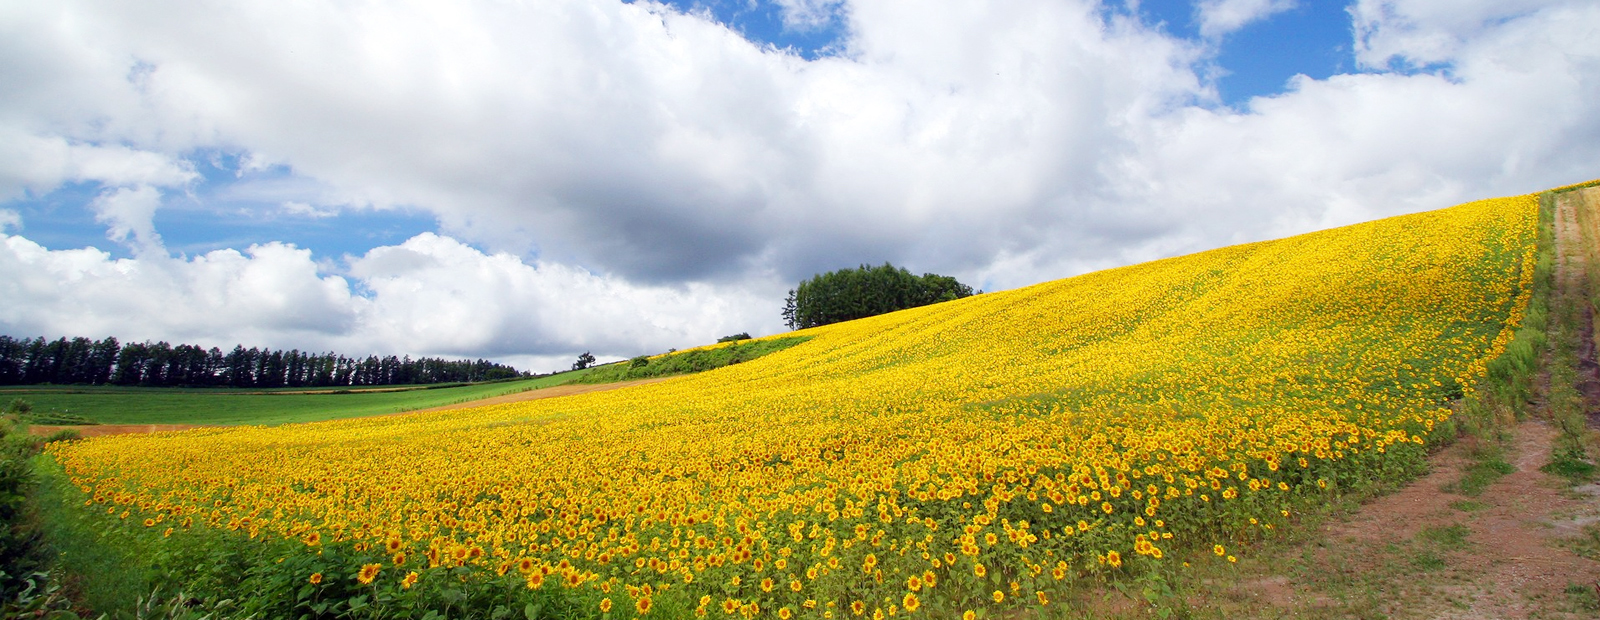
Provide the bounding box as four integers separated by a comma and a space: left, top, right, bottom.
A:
1340, 420, 1599, 619
27, 377, 671, 438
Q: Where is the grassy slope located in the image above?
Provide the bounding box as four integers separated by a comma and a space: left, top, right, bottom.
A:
576, 336, 811, 383
0, 370, 594, 426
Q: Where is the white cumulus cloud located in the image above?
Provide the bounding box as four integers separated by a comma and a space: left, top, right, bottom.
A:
1196, 0, 1298, 39
0, 231, 775, 372
90, 185, 164, 252
775, 0, 848, 30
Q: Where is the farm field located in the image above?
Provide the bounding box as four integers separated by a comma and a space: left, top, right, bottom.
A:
39, 191, 1550, 619
3, 370, 594, 427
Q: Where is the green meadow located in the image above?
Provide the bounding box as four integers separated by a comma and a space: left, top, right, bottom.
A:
0, 370, 593, 427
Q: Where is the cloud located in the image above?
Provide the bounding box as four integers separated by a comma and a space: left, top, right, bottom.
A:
0, 231, 775, 372
1351, 0, 1562, 69
281, 201, 338, 219
346, 234, 774, 361
0, 0, 1598, 366
0, 209, 18, 233
0, 235, 359, 350
0, 0, 1201, 285
774, 0, 847, 30
0, 130, 197, 200
91, 185, 164, 252
1196, 0, 1297, 39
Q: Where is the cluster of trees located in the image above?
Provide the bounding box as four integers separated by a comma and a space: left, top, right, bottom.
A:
0, 335, 526, 388
782, 263, 976, 330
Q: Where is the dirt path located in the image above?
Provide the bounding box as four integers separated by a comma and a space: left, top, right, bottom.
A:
1343, 419, 1600, 619
1430, 421, 1600, 619
28, 377, 672, 438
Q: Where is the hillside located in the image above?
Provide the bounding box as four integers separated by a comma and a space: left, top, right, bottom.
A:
43, 193, 1540, 618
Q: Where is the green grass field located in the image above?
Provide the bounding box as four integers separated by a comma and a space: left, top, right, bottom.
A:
0, 337, 808, 427
0, 369, 595, 426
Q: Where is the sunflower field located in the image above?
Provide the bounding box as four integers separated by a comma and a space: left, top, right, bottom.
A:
45, 193, 1541, 618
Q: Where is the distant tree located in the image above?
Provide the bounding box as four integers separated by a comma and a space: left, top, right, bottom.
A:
781, 290, 798, 330
0, 333, 527, 388
717, 333, 752, 343
783, 263, 974, 330
573, 351, 596, 371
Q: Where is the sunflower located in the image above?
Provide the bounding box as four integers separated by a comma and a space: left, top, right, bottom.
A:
356, 563, 381, 585
308, 572, 323, 585
599, 598, 613, 613
635, 596, 652, 614
401, 571, 418, 589
902, 593, 919, 612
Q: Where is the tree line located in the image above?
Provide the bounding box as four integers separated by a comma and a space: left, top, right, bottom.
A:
783, 263, 975, 330
0, 335, 526, 388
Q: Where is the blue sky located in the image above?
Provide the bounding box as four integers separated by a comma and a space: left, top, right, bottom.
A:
1142, 0, 1355, 102
2, 0, 1596, 371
